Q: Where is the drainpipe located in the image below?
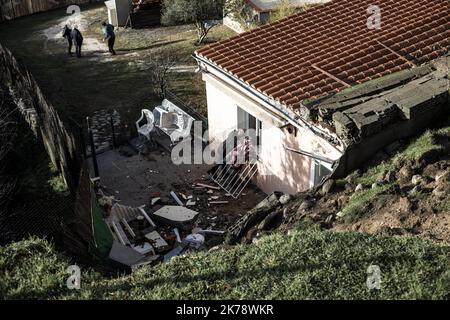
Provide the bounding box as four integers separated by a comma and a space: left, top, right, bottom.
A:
193, 54, 344, 154
285, 146, 335, 165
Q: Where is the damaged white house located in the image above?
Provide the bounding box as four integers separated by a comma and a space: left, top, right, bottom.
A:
194, 0, 450, 195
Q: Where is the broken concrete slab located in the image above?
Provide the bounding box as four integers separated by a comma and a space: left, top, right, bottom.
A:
152, 206, 199, 230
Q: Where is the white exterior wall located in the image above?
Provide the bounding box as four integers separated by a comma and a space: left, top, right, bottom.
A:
203, 72, 340, 195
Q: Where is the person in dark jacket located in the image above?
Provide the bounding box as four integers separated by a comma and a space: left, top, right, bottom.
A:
71, 26, 83, 58
102, 22, 116, 55
62, 25, 73, 56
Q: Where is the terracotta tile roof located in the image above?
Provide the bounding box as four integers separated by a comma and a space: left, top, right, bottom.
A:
195, 0, 450, 110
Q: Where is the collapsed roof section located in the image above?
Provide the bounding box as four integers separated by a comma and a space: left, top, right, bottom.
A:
195, 0, 450, 109
304, 60, 450, 145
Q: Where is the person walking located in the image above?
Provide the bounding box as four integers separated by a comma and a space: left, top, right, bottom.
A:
71, 26, 84, 58
102, 22, 116, 55
62, 25, 73, 56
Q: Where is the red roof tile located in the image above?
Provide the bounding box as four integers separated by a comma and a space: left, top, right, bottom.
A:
195, 0, 450, 109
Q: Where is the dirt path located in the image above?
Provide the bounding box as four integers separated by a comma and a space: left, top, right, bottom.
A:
41, 12, 106, 57
39, 12, 199, 73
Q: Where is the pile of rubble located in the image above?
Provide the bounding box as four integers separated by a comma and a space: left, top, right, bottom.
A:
95, 176, 293, 269
97, 185, 229, 269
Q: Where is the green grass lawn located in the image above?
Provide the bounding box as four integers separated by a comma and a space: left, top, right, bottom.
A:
0, 3, 235, 125
2, 230, 449, 300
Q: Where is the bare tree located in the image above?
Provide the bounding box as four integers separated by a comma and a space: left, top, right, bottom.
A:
148, 52, 177, 99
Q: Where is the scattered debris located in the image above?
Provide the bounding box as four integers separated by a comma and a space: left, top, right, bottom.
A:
279, 194, 292, 205
145, 231, 170, 252
173, 228, 182, 243
170, 191, 185, 206
132, 243, 155, 255
138, 207, 157, 227
186, 199, 197, 207
209, 201, 229, 205
196, 183, 220, 190
151, 197, 161, 206
185, 233, 205, 248
197, 229, 225, 235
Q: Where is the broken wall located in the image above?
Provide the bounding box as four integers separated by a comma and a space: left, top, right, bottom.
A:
329, 68, 450, 178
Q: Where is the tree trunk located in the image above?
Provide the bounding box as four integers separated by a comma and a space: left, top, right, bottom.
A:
196, 21, 215, 45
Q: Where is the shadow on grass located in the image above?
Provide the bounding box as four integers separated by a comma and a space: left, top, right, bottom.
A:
117, 39, 186, 53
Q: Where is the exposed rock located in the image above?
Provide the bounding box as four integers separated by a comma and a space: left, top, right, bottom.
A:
384, 170, 396, 183
325, 214, 334, 224
411, 175, 424, 186
321, 179, 336, 195
298, 200, 314, 211
432, 185, 450, 199
408, 185, 421, 196
279, 194, 292, 205
282, 207, 289, 220
355, 184, 364, 192
435, 170, 450, 183
255, 192, 281, 210
399, 166, 413, 181
397, 197, 412, 212
345, 170, 361, 184
372, 182, 381, 189
337, 195, 348, 208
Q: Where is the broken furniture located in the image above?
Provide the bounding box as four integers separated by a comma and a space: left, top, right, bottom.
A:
153, 99, 195, 144
151, 205, 199, 230
136, 109, 155, 141
108, 203, 158, 252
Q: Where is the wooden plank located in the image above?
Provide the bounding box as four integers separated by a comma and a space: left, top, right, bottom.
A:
196, 183, 220, 190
